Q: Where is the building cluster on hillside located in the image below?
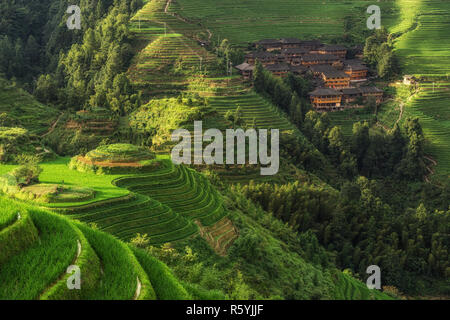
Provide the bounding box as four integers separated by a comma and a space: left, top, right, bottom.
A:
234, 38, 383, 112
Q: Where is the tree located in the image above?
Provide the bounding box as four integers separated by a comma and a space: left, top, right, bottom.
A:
351, 121, 370, 171
397, 118, 426, 180
11, 155, 42, 187
363, 27, 397, 79
253, 61, 266, 93
328, 126, 345, 164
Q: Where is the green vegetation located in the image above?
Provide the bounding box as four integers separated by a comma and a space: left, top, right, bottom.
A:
0, 126, 53, 163
0, 203, 79, 299
85, 143, 155, 163
237, 177, 449, 294
0, 196, 220, 300
0, 157, 129, 207
172, 0, 397, 45
0, 78, 58, 135
0, 0, 448, 301
364, 27, 399, 79
129, 97, 219, 148
66, 156, 226, 244
0, 198, 38, 265
76, 223, 155, 300
70, 143, 159, 174
137, 184, 394, 300
334, 272, 395, 300
391, 0, 450, 177
132, 246, 192, 300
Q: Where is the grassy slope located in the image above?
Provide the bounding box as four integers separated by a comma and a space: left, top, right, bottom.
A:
0, 202, 78, 299
0, 157, 129, 207
0, 151, 228, 245
0, 78, 58, 135
0, 199, 17, 230
160, 187, 394, 300
129, 0, 339, 185
391, 0, 450, 177
173, 0, 397, 45
334, 273, 394, 300
67, 158, 229, 244
0, 196, 209, 300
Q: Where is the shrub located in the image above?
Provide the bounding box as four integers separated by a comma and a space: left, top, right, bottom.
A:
11, 164, 42, 187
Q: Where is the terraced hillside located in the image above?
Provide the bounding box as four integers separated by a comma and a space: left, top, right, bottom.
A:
197, 218, 238, 256
63, 159, 229, 247
401, 82, 450, 176
0, 194, 390, 300
334, 273, 394, 300
128, 0, 218, 96
394, 0, 450, 76
0, 197, 195, 300
128, 1, 296, 131
0, 77, 58, 135
127, 0, 318, 184
393, 0, 450, 177
172, 0, 397, 45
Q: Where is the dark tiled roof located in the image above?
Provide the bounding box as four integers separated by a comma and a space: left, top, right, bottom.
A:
280, 38, 302, 44
309, 87, 343, 96
290, 65, 308, 73
282, 47, 310, 55
320, 44, 347, 51
345, 59, 365, 65
310, 65, 349, 78
300, 40, 323, 47
302, 54, 340, 62
246, 52, 278, 59
258, 39, 281, 45
265, 63, 291, 72
235, 63, 255, 71
359, 86, 383, 94
344, 59, 368, 71
341, 88, 361, 95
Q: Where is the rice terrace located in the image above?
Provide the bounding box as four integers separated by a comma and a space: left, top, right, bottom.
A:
0, 0, 448, 306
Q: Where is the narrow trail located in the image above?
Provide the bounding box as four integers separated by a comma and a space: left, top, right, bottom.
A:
395, 102, 404, 125
134, 277, 142, 300
161, 0, 202, 60
41, 112, 64, 138
165, 0, 212, 43
38, 239, 82, 299
424, 155, 438, 183
424, 155, 437, 166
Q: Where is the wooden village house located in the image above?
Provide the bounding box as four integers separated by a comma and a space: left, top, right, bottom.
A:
403, 75, 418, 85
265, 63, 292, 77
343, 60, 369, 82
309, 87, 343, 111
256, 39, 282, 51
340, 87, 383, 104
310, 65, 350, 89
281, 48, 310, 65
234, 63, 255, 80
280, 38, 303, 49
299, 39, 323, 51
317, 45, 347, 59
245, 52, 282, 66
358, 86, 383, 103
301, 54, 341, 66
240, 38, 383, 111
341, 87, 361, 103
